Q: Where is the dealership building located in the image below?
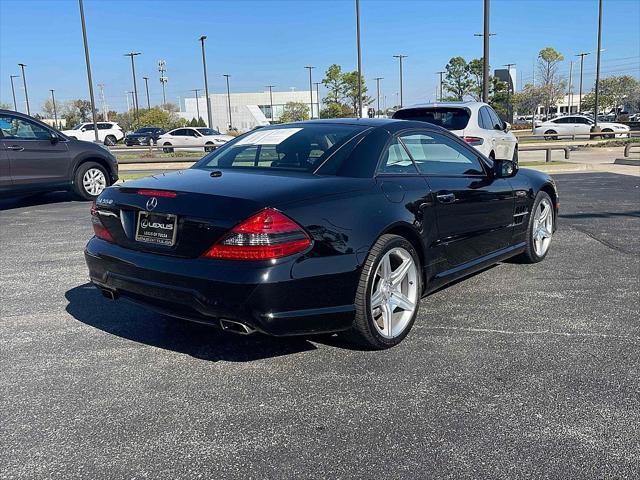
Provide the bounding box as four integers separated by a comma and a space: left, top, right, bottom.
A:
179, 90, 319, 132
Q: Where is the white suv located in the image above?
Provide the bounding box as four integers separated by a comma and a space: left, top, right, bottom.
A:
393, 102, 518, 162
61, 122, 124, 146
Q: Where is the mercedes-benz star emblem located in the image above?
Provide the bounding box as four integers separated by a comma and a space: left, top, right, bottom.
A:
145, 197, 158, 211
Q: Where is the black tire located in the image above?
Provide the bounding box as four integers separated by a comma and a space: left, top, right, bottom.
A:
104, 135, 117, 146
73, 161, 110, 200
162, 143, 174, 153
346, 234, 422, 349
602, 129, 614, 139
544, 130, 558, 141
204, 142, 215, 152
517, 191, 554, 264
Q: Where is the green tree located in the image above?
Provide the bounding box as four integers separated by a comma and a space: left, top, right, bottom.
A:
513, 83, 545, 126
489, 77, 510, 119
197, 117, 207, 127
342, 71, 372, 115
137, 107, 182, 130
468, 58, 484, 101
537, 47, 565, 117
319, 103, 353, 119
41, 98, 57, 118
189, 118, 198, 127
0, 102, 12, 110
580, 75, 640, 117
443, 56, 474, 101
322, 64, 347, 106
279, 102, 310, 123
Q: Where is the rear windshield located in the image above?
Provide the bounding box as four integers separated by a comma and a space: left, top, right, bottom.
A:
195, 124, 366, 173
136, 127, 157, 133
393, 107, 471, 130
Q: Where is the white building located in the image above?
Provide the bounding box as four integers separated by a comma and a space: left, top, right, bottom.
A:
535, 93, 588, 116
179, 90, 319, 132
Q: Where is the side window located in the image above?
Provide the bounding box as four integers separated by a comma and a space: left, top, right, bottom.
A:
400, 132, 485, 176
487, 108, 503, 130
479, 107, 493, 129
172, 129, 186, 136
0, 115, 51, 140
378, 137, 418, 174
188, 129, 199, 137
97, 123, 111, 130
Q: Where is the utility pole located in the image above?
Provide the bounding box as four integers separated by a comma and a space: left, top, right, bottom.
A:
575, 52, 590, 113
266, 85, 275, 123
17, 64, 30, 115
436, 71, 445, 101
374, 77, 383, 117
124, 52, 141, 121
199, 36, 213, 128
503, 63, 516, 122
142, 76, 151, 109
593, 0, 603, 129
304, 66, 315, 118
98, 83, 108, 121
393, 55, 407, 108
223, 74, 232, 129
482, 0, 490, 102
9, 75, 19, 111
313, 82, 321, 117
355, 0, 363, 118
158, 60, 168, 107
191, 88, 201, 122
567, 61, 574, 113
78, 0, 98, 142
49, 89, 58, 129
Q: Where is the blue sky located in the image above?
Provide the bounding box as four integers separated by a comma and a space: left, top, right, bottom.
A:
1, 0, 639, 113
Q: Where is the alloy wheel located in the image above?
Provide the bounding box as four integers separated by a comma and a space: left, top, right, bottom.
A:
533, 197, 553, 257
83, 168, 106, 196
370, 247, 418, 339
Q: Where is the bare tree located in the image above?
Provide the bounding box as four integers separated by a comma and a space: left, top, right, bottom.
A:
537, 47, 565, 118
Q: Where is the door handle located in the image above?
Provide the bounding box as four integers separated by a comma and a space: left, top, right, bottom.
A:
436, 192, 456, 204
6, 145, 24, 151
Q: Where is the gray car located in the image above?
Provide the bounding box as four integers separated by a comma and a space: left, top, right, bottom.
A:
0, 110, 118, 200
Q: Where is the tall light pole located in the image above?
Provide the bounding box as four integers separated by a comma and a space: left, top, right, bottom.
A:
124, 52, 141, 120
199, 36, 213, 128
567, 60, 574, 113
98, 83, 108, 121
355, 0, 363, 118
374, 77, 383, 117
503, 63, 516, 122
9, 75, 19, 111
158, 60, 168, 107
313, 82, 321, 117
436, 71, 445, 101
393, 54, 407, 107
304, 66, 315, 118
49, 89, 58, 129
482, 0, 490, 102
78, 0, 98, 142
223, 74, 232, 129
17, 64, 30, 115
575, 52, 590, 113
191, 88, 201, 122
593, 0, 603, 129
142, 76, 151, 109
266, 85, 275, 123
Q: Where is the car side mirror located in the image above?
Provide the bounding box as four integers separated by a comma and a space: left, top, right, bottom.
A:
503, 121, 511, 132
493, 159, 518, 178
50, 131, 60, 143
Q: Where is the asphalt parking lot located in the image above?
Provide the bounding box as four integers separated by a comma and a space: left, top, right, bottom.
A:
1, 172, 639, 479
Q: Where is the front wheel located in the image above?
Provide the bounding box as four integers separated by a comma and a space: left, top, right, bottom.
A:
601, 129, 614, 139
518, 191, 554, 263
204, 142, 215, 152
162, 143, 174, 153
74, 162, 109, 200
544, 130, 558, 141
104, 135, 117, 146
347, 234, 422, 349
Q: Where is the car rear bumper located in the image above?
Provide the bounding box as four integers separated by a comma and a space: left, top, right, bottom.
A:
84, 238, 358, 336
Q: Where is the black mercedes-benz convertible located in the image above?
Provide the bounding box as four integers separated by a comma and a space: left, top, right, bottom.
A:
85, 118, 558, 349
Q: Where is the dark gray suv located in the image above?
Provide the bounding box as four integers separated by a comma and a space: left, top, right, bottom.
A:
0, 110, 118, 200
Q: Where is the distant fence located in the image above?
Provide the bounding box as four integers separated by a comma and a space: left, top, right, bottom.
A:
519, 146, 571, 163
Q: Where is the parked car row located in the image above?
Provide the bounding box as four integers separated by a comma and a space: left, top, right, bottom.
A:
533, 114, 631, 139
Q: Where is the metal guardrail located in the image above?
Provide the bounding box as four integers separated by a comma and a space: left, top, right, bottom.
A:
514, 131, 633, 141
623, 143, 640, 158
519, 145, 571, 163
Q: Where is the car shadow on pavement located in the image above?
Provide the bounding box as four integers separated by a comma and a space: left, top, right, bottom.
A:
0, 192, 83, 211
65, 283, 318, 362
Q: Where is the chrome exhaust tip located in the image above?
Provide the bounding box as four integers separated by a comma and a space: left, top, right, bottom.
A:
219, 319, 256, 335
100, 287, 118, 300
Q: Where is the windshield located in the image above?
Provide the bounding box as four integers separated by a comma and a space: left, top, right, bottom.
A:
72, 124, 84, 130
136, 127, 157, 133
197, 128, 221, 136
194, 124, 366, 173
393, 107, 471, 130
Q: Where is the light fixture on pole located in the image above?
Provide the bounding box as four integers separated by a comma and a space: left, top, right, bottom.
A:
304, 66, 315, 119
373, 77, 383, 117
436, 71, 445, 101
124, 52, 141, 120
78, 0, 99, 142
17, 63, 30, 115
575, 52, 590, 113
223, 74, 232, 129
158, 60, 168, 107
266, 85, 275, 123
199, 36, 213, 128
473, 28, 496, 103
49, 89, 58, 129
393, 55, 407, 108
191, 88, 201, 122
142, 76, 151, 109
9, 75, 19, 111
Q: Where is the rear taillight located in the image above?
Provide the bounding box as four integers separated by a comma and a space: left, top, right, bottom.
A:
137, 189, 177, 198
90, 200, 114, 242
203, 208, 311, 260
462, 136, 484, 146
